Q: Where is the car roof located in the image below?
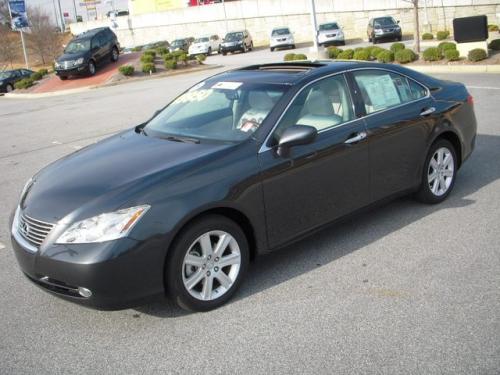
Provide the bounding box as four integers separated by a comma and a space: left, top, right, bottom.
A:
74, 27, 109, 40
207, 61, 442, 88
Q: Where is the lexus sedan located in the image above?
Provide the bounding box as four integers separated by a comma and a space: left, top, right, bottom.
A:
10, 61, 476, 312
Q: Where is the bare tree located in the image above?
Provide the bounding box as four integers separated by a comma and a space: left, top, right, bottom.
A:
25, 7, 61, 65
403, 0, 421, 53
0, 0, 11, 26
0, 26, 20, 68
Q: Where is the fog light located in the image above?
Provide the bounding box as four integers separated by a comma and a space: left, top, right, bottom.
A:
78, 287, 92, 298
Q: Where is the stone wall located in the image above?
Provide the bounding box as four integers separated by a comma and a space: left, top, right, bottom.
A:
70, 0, 500, 47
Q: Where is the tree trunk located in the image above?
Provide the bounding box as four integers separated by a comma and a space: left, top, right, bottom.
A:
413, 2, 421, 53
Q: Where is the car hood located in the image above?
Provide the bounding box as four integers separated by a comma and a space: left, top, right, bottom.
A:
21, 129, 232, 223
57, 51, 88, 62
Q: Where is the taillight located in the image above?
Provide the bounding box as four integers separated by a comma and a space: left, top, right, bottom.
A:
467, 94, 474, 105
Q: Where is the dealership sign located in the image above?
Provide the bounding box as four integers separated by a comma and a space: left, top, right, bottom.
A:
8, 0, 29, 30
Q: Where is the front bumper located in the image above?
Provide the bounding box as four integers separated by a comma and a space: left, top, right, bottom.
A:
270, 39, 294, 48
55, 64, 88, 77
221, 43, 243, 52
374, 30, 402, 39
10, 210, 166, 310
318, 34, 344, 45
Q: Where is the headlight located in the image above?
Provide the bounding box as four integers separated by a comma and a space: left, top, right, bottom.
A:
54, 61, 61, 68
56, 205, 150, 244
75, 57, 84, 65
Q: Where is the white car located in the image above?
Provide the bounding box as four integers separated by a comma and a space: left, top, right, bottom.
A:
317, 22, 345, 46
188, 35, 221, 57
269, 27, 295, 52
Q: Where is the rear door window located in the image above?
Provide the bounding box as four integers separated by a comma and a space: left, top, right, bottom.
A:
353, 70, 428, 114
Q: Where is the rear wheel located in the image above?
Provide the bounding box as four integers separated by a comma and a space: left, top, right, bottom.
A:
222, 51, 227, 56
207, 47, 212, 55
166, 215, 249, 312
291, 44, 296, 49
415, 139, 457, 204
6, 83, 14, 92
111, 47, 119, 62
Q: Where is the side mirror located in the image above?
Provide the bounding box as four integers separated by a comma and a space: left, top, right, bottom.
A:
397, 20, 400, 24
277, 125, 317, 157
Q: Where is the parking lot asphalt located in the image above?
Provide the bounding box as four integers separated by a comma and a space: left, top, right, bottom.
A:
0, 50, 499, 374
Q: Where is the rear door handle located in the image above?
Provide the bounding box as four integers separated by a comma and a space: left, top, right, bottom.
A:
344, 131, 367, 144
420, 107, 436, 116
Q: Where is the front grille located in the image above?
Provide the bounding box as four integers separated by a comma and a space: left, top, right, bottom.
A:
18, 213, 55, 248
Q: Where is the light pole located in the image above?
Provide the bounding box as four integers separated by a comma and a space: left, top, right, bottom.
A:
222, 0, 228, 33
72, 0, 78, 22
57, 0, 65, 31
309, 0, 319, 53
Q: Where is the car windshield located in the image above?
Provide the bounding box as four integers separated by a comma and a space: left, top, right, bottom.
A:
144, 81, 288, 142
64, 39, 90, 53
0, 71, 14, 79
319, 23, 338, 31
171, 39, 185, 47
374, 17, 396, 26
194, 37, 209, 43
272, 28, 290, 36
225, 32, 243, 41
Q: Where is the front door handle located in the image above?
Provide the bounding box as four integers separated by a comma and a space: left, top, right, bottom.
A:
344, 131, 367, 144
420, 107, 436, 116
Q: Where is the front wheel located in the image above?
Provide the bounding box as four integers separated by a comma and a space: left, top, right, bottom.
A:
415, 139, 457, 204
6, 83, 14, 92
88, 60, 96, 76
207, 47, 212, 56
166, 215, 249, 312
111, 47, 119, 62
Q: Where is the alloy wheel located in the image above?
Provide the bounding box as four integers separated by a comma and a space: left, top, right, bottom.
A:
6, 84, 13, 92
182, 230, 241, 301
89, 61, 96, 75
427, 147, 454, 196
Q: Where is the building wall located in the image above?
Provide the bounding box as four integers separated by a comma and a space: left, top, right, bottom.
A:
70, 0, 500, 47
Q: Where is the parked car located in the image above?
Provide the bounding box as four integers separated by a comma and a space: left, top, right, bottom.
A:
169, 38, 190, 53
54, 27, 120, 80
368, 16, 402, 43
269, 27, 295, 51
188, 35, 221, 57
11, 61, 476, 312
220, 30, 253, 55
0, 69, 33, 93
317, 22, 345, 46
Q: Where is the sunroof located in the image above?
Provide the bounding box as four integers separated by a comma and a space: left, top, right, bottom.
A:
239, 62, 326, 73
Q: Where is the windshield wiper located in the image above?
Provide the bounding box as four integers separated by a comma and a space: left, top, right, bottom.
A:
161, 135, 200, 144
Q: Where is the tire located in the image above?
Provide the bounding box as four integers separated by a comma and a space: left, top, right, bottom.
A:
88, 60, 96, 76
368, 35, 372, 42
111, 47, 119, 62
165, 215, 250, 312
59, 76, 68, 80
250, 42, 253, 51
222, 51, 227, 56
373, 37, 378, 44
207, 47, 212, 56
242, 44, 247, 53
291, 44, 296, 49
397, 36, 403, 41
270, 47, 274, 52
340, 40, 346, 46
6, 83, 14, 92
415, 139, 457, 204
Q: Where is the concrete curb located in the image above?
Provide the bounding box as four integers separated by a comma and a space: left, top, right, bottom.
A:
406, 64, 500, 74
3, 64, 223, 99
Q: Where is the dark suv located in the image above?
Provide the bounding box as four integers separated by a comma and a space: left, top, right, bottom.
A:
367, 16, 402, 43
55, 27, 120, 80
220, 30, 253, 55
0, 69, 33, 93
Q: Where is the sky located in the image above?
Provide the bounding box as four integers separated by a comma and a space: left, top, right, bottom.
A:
26, 0, 129, 25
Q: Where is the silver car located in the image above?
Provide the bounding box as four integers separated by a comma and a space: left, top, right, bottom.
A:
317, 22, 345, 46
270, 27, 295, 52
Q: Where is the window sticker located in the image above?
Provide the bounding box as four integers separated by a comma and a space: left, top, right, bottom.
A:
188, 81, 205, 92
173, 89, 213, 104
356, 74, 401, 111
212, 81, 243, 90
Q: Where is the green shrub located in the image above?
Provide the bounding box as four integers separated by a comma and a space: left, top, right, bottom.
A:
488, 39, 500, 51
118, 65, 135, 76
438, 41, 456, 53
377, 50, 394, 63
164, 59, 178, 69
390, 42, 405, 53
14, 77, 34, 89
468, 48, 487, 62
488, 24, 499, 32
156, 47, 169, 55
354, 47, 365, 53
395, 49, 417, 64
423, 47, 442, 61
327, 46, 343, 59
141, 63, 156, 73
337, 49, 354, 59
195, 54, 206, 64
293, 53, 307, 60
176, 52, 188, 65
284, 53, 296, 61
353, 49, 370, 61
143, 49, 156, 57
436, 30, 450, 40
162, 52, 174, 61
422, 33, 434, 40
444, 49, 460, 61
172, 50, 186, 59
38, 68, 48, 76
30, 71, 44, 81
366, 46, 385, 59
140, 54, 154, 63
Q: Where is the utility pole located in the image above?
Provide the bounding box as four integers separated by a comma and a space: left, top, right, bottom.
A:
221, 0, 228, 33
72, 0, 78, 22
19, 30, 29, 69
52, 0, 60, 30
57, 0, 65, 31
309, 0, 319, 52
